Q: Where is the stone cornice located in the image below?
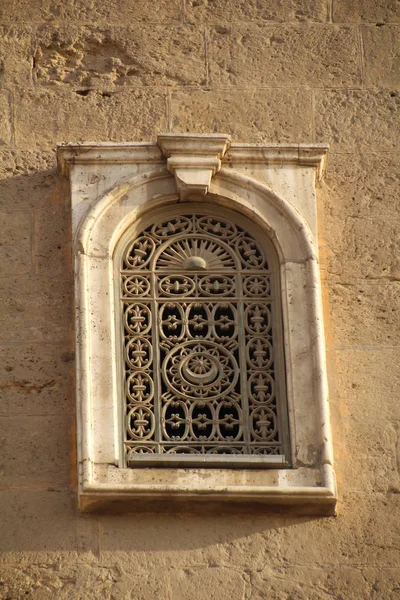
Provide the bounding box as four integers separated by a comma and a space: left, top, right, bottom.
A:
57, 140, 328, 181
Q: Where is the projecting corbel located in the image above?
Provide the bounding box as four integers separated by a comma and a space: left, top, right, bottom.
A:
157, 133, 231, 201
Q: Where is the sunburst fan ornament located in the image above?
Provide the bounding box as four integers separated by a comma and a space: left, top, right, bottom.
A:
156, 236, 236, 270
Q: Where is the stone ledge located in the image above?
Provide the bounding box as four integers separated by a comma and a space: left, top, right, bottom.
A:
57, 141, 328, 180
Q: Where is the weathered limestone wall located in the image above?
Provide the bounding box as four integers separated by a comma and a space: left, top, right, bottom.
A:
1, 1, 399, 597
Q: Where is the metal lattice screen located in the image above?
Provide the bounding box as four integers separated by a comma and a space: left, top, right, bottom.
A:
119, 209, 289, 468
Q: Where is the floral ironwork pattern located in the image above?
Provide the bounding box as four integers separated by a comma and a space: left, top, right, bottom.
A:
120, 213, 288, 464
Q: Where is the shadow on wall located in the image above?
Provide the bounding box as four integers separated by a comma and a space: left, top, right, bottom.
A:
1, 486, 324, 557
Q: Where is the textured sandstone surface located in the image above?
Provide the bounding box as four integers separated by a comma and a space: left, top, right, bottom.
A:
315, 89, 400, 150
333, 0, 400, 23
0, 0, 183, 24
363, 24, 400, 87
209, 25, 361, 87
34, 25, 206, 88
170, 88, 313, 142
0, 91, 12, 144
1, 0, 400, 597
0, 26, 33, 88
14, 88, 169, 147
185, 0, 330, 23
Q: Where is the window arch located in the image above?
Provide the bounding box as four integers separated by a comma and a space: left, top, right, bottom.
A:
116, 205, 290, 468
58, 136, 336, 514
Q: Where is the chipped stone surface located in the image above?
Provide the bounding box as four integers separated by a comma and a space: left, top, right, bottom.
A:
170, 88, 312, 142
34, 25, 206, 88
209, 25, 360, 87
186, 0, 329, 23
0, 149, 55, 178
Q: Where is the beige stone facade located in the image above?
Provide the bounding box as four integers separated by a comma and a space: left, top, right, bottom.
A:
1, 1, 400, 597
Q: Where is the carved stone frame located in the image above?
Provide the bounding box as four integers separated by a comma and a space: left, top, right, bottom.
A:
58, 134, 337, 514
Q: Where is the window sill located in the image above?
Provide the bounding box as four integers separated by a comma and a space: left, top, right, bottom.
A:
80, 463, 337, 515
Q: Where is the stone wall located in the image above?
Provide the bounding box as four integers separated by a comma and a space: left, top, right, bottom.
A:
1, 1, 400, 597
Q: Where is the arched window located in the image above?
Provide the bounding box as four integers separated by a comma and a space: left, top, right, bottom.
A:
116, 206, 290, 467
58, 134, 336, 514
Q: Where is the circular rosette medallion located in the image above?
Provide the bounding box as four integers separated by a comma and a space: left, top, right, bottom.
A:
163, 341, 238, 400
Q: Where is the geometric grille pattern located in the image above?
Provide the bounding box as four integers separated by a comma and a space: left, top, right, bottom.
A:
120, 212, 289, 465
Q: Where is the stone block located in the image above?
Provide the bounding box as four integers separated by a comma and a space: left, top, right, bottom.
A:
327, 279, 400, 346
0, 343, 74, 415
100, 512, 282, 570
338, 455, 400, 494
100, 512, 231, 569
185, 0, 329, 23
269, 516, 343, 567
0, 150, 59, 210
360, 568, 400, 598
333, 0, 400, 23
0, 25, 33, 87
168, 568, 245, 600
320, 152, 400, 220
281, 493, 400, 568
0, 0, 183, 24
333, 348, 400, 423
0, 211, 32, 276
34, 25, 206, 88
170, 88, 312, 143
14, 87, 168, 148
250, 566, 368, 599
331, 351, 400, 487
322, 214, 400, 279
217, 520, 282, 571
0, 564, 169, 599
0, 490, 97, 561
337, 493, 400, 567
209, 25, 360, 87
315, 89, 400, 150
340, 412, 397, 460
0, 415, 72, 487
363, 25, 400, 87
34, 206, 71, 276
0, 274, 72, 342
0, 90, 12, 145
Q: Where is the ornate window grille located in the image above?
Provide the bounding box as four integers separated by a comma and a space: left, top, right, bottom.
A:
117, 205, 290, 468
